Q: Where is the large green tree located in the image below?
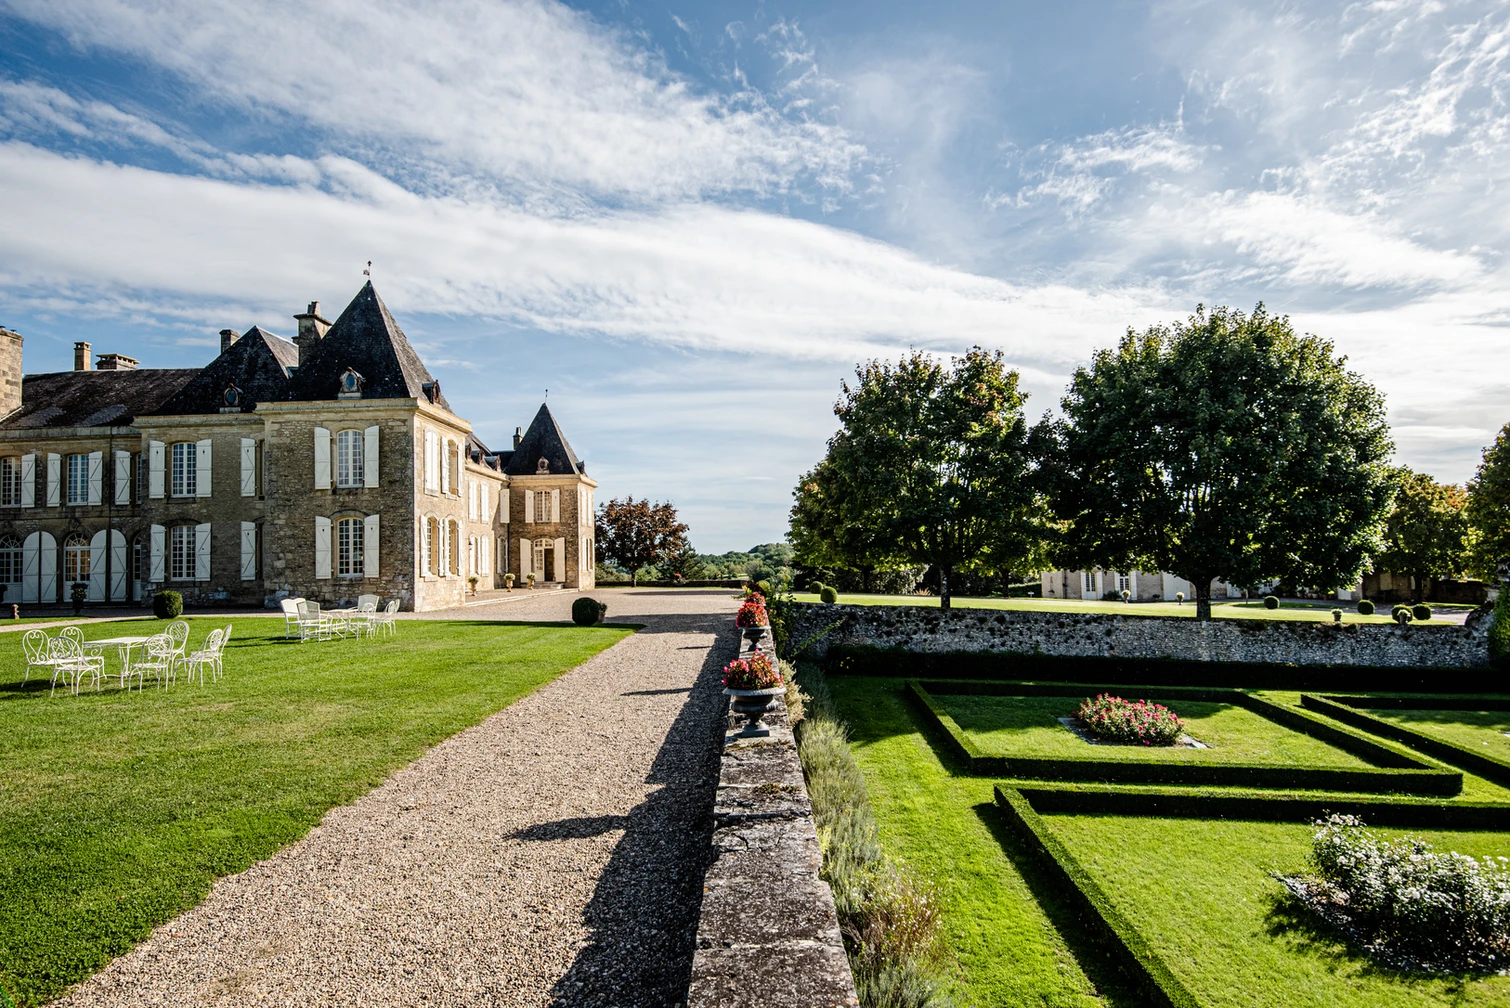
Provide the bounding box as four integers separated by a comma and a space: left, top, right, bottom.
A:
1047, 304, 1395, 620
790, 347, 1048, 608
1467, 422, 1510, 580
1375, 468, 1471, 602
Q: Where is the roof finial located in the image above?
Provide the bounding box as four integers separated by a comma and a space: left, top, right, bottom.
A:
363, 260, 372, 277
544, 388, 549, 400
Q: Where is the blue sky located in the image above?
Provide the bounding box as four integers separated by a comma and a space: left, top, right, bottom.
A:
0, 1, 1507, 553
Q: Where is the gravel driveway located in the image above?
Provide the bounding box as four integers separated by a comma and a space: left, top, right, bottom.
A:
55, 592, 739, 1007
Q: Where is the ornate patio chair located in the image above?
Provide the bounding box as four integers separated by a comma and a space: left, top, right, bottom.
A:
164, 620, 190, 663
295, 600, 333, 642
48, 637, 103, 696
216, 624, 232, 680
58, 626, 84, 647
352, 599, 379, 638
280, 597, 305, 639
22, 629, 61, 686
357, 594, 380, 611
130, 634, 178, 689
373, 600, 400, 638
180, 629, 224, 686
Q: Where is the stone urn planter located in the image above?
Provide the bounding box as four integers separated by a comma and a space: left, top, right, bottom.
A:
739, 623, 771, 647
724, 686, 784, 738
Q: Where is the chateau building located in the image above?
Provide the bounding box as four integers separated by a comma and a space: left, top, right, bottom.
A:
0, 282, 596, 611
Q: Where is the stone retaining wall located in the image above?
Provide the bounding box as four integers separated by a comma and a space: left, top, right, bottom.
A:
687, 691, 858, 1008
787, 602, 1493, 668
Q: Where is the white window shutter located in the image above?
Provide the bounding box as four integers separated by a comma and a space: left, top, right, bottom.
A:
194, 522, 211, 580
315, 516, 332, 579
553, 537, 565, 577
86, 449, 103, 504
524, 489, 534, 523
364, 425, 380, 487
550, 488, 560, 523
363, 513, 380, 577
45, 453, 60, 506
481, 484, 490, 523
424, 431, 436, 490
240, 521, 257, 580
314, 427, 331, 489
480, 534, 489, 576
441, 440, 451, 494
149, 441, 165, 499
150, 524, 165, 581
520, 538, 532, 575
196, 439, 212, 497
240, 438, 256, 496
467, 480, 476, 520
114, 450, 131, 505
20, 453, 34, 508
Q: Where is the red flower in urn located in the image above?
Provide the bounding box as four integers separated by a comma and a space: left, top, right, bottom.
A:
722, 652, 783, 690
735, 594, 769, 628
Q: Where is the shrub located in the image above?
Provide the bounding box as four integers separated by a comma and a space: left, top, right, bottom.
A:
69, 582, 87, 611
1393, 604, 1414, 626
756, 579, 774, 598
722, 651, 782, 690
1282, 814, 1510, 972
1263, 595, 1280, 609
1076, 694, 1185, 746
1491, 588, 1510, 670
820, 585, 839, 604
571, 596, 607, 626
152, 590, 183, 619
735, 595, 769, 627
1412, 603, 1432, 621
1357, 598, 1375, 615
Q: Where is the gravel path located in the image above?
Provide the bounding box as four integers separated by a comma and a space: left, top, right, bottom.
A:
55, 601, 736, 1008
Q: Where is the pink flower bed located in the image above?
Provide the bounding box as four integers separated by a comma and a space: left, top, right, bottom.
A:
1076, 694, 1185, 746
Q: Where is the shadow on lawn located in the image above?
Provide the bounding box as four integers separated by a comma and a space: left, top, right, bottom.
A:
546, 614, 733, 1008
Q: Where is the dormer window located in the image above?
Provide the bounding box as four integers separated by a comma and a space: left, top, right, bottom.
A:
337, 368, 364, 399
422, 380, 441, 404
536, 457, 549, 474
222, 382, 242, 408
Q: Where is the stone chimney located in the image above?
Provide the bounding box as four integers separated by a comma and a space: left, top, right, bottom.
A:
291, 300, 331, 368
74, 341, 92, 371
0, 327, 22, 418
220, 329, 241, 354
96, 353, 139, 371
513, 427, 524, 449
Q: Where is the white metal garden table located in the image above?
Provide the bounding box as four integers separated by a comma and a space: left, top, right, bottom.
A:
84, 635, 154, 687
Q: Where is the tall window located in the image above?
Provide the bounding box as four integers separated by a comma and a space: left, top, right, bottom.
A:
64, 533, 89, 584
0, 535, 21, 584
1117, 573, 1131, 594
337, 517, 364, 576
1083, 571, 1095, 593
448, 520, 460, 575
66, 454, 88, 505
170, 525, 196, 580
0, 457, 20, 507
170, 442, 196, 497
133, 533, 147, 585
136, 452, 145, 502
534, 490, 551, 523
425, 517, 439, 575
336, 429, 363, 488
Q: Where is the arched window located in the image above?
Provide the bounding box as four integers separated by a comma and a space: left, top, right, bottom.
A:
337, 517, 364, 576
448, 520, 460, 576
170, 525, 196, 580
64, 533, 90, 584
132, 532, 147, 585
0, 535, 21, 584
425, 516, 440, 575
170, 442, 197, 497
0, 457, 22, 507
336, 429, 364, 488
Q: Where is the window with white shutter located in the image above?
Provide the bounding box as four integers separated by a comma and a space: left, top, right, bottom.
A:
424, 430, 438, 490
195, 439, 212, 497
148, 442, 165, 499
240, 438, 257, 497
550, 488, 560, 523
315, 516, 332, 579
524, 489, 534, 523
337, 517, 364, 576
314, 427, 331, 489
20, 453, 35, 508
240, 521, 257, 580
114, 450, 131, 505
194, 523, 211, 580
87, 451, 103, 505
170, 443, 196, 497
66, 454, 87, 505
363, 514, 380, 577
45, 453, 60, 506
479, 534, 489, 576
519, 537, 532, 576
149, 524, 165, 581
553, 537, 565, 579
363, 426, 380, 488
481, 484, 490, 523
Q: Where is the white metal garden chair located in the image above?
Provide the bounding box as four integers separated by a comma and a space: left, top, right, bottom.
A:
216, 624, 232, 680
372, 600, 399, 638
180, 629, 224, 686
129, 633, 178, 689
350, 599, 379, 638
357, 594, 380, 611
22, 629, 63, 686
280, 597, 305, 639
47, 637, 103, 696
164, 621, 190, 664
295, 600, 333, 642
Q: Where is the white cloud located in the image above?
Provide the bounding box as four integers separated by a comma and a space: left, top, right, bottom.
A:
1010, 123, 1206, 214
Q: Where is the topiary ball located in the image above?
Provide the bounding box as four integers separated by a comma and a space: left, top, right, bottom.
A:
819, 585, 838, 604
152, 590, 183, 619
571, 596, 607, 626
1411, 603, 1432, 622
1357, 599, 1375, 615
1263, 595, 1279, 610
810, 582, 826, 596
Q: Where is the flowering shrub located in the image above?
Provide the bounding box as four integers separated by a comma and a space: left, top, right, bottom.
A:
723, 651, 783, 690
735, 594, 769, 627
1281, 814, 1510, 971
1076, 694, 1185, 746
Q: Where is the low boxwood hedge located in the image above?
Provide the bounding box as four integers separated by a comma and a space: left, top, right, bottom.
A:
907, 680, 1462, 795
1301, 693, 1510, 789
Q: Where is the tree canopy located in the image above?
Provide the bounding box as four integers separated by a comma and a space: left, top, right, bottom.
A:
1467, 422, 1510, 581
1046, 304, 1395, 619
1375, 468, 1470, 602
790, 347, 1047, 608
593, 497, 689, 587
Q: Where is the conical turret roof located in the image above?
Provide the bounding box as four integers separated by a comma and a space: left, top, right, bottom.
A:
504, 403, 583, 475
287, 281, 449, 408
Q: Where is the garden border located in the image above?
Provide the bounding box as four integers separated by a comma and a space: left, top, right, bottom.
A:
1301, 693, 1510, 789
907, 679, 1462, 795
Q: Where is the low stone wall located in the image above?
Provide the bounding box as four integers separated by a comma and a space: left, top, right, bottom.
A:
687, 691, 859, 1008
787, 602, 1493, 668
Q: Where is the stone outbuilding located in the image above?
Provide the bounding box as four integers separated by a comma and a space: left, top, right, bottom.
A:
0, 282, 596, 611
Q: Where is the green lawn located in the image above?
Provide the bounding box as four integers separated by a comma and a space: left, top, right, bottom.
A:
788, 593, 1410, 624
941, 694, 1379, 768
828, 675, 1138, 1007
1047, 815, 1510, 1008
0, 617, 631, 1007
1370, 709, 1510, 760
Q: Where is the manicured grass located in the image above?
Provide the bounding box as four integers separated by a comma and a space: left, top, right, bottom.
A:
1047, 815, 1510, 1007
789, 593, 1404, 623
828, 675, 1136, 1007
0, 617, 631, 1007
940, 694, 1379, 768
1370, 709, 1510, 760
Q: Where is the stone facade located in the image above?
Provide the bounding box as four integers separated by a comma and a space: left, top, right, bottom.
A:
1040, 568, 1259, 602
788, 602, 1494, 668
0, 283, 596, 612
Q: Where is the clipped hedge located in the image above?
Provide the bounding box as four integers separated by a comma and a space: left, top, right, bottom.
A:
152, 590, 183, 619
571, 596, 608, 626
1301, 693, 1510, 789
906, 680, 1461, 795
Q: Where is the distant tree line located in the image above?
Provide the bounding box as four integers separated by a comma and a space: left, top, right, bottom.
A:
790, 304, 1510, 618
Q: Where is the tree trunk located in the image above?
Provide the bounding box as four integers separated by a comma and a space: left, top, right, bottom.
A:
1194, 577, 1212, 621
939, 566, 951, 610
631, 570, 638, 588
1412, 574, 1424, 604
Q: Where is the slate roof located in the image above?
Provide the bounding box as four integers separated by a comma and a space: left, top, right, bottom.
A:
151, 326, 297, 415
287, 281, 450, 409
503, 404, 583, 476
1, 368, 199, 430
